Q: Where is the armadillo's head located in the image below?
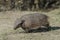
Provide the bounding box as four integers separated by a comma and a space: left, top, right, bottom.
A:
14, 20, 25, 30
14, 24, 21, 30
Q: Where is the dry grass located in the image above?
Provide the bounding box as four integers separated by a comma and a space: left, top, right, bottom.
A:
0, 9, 60, 40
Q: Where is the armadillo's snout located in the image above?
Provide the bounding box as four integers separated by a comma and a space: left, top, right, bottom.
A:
14, 25, 21, 30
14, 26, 17, 30
14, 26, 19, 30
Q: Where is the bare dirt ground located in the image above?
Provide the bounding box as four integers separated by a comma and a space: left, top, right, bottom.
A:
0, 9, 60, 40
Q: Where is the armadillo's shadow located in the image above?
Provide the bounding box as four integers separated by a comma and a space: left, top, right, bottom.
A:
31, 26, 60, 33
19, 26, 60, 33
